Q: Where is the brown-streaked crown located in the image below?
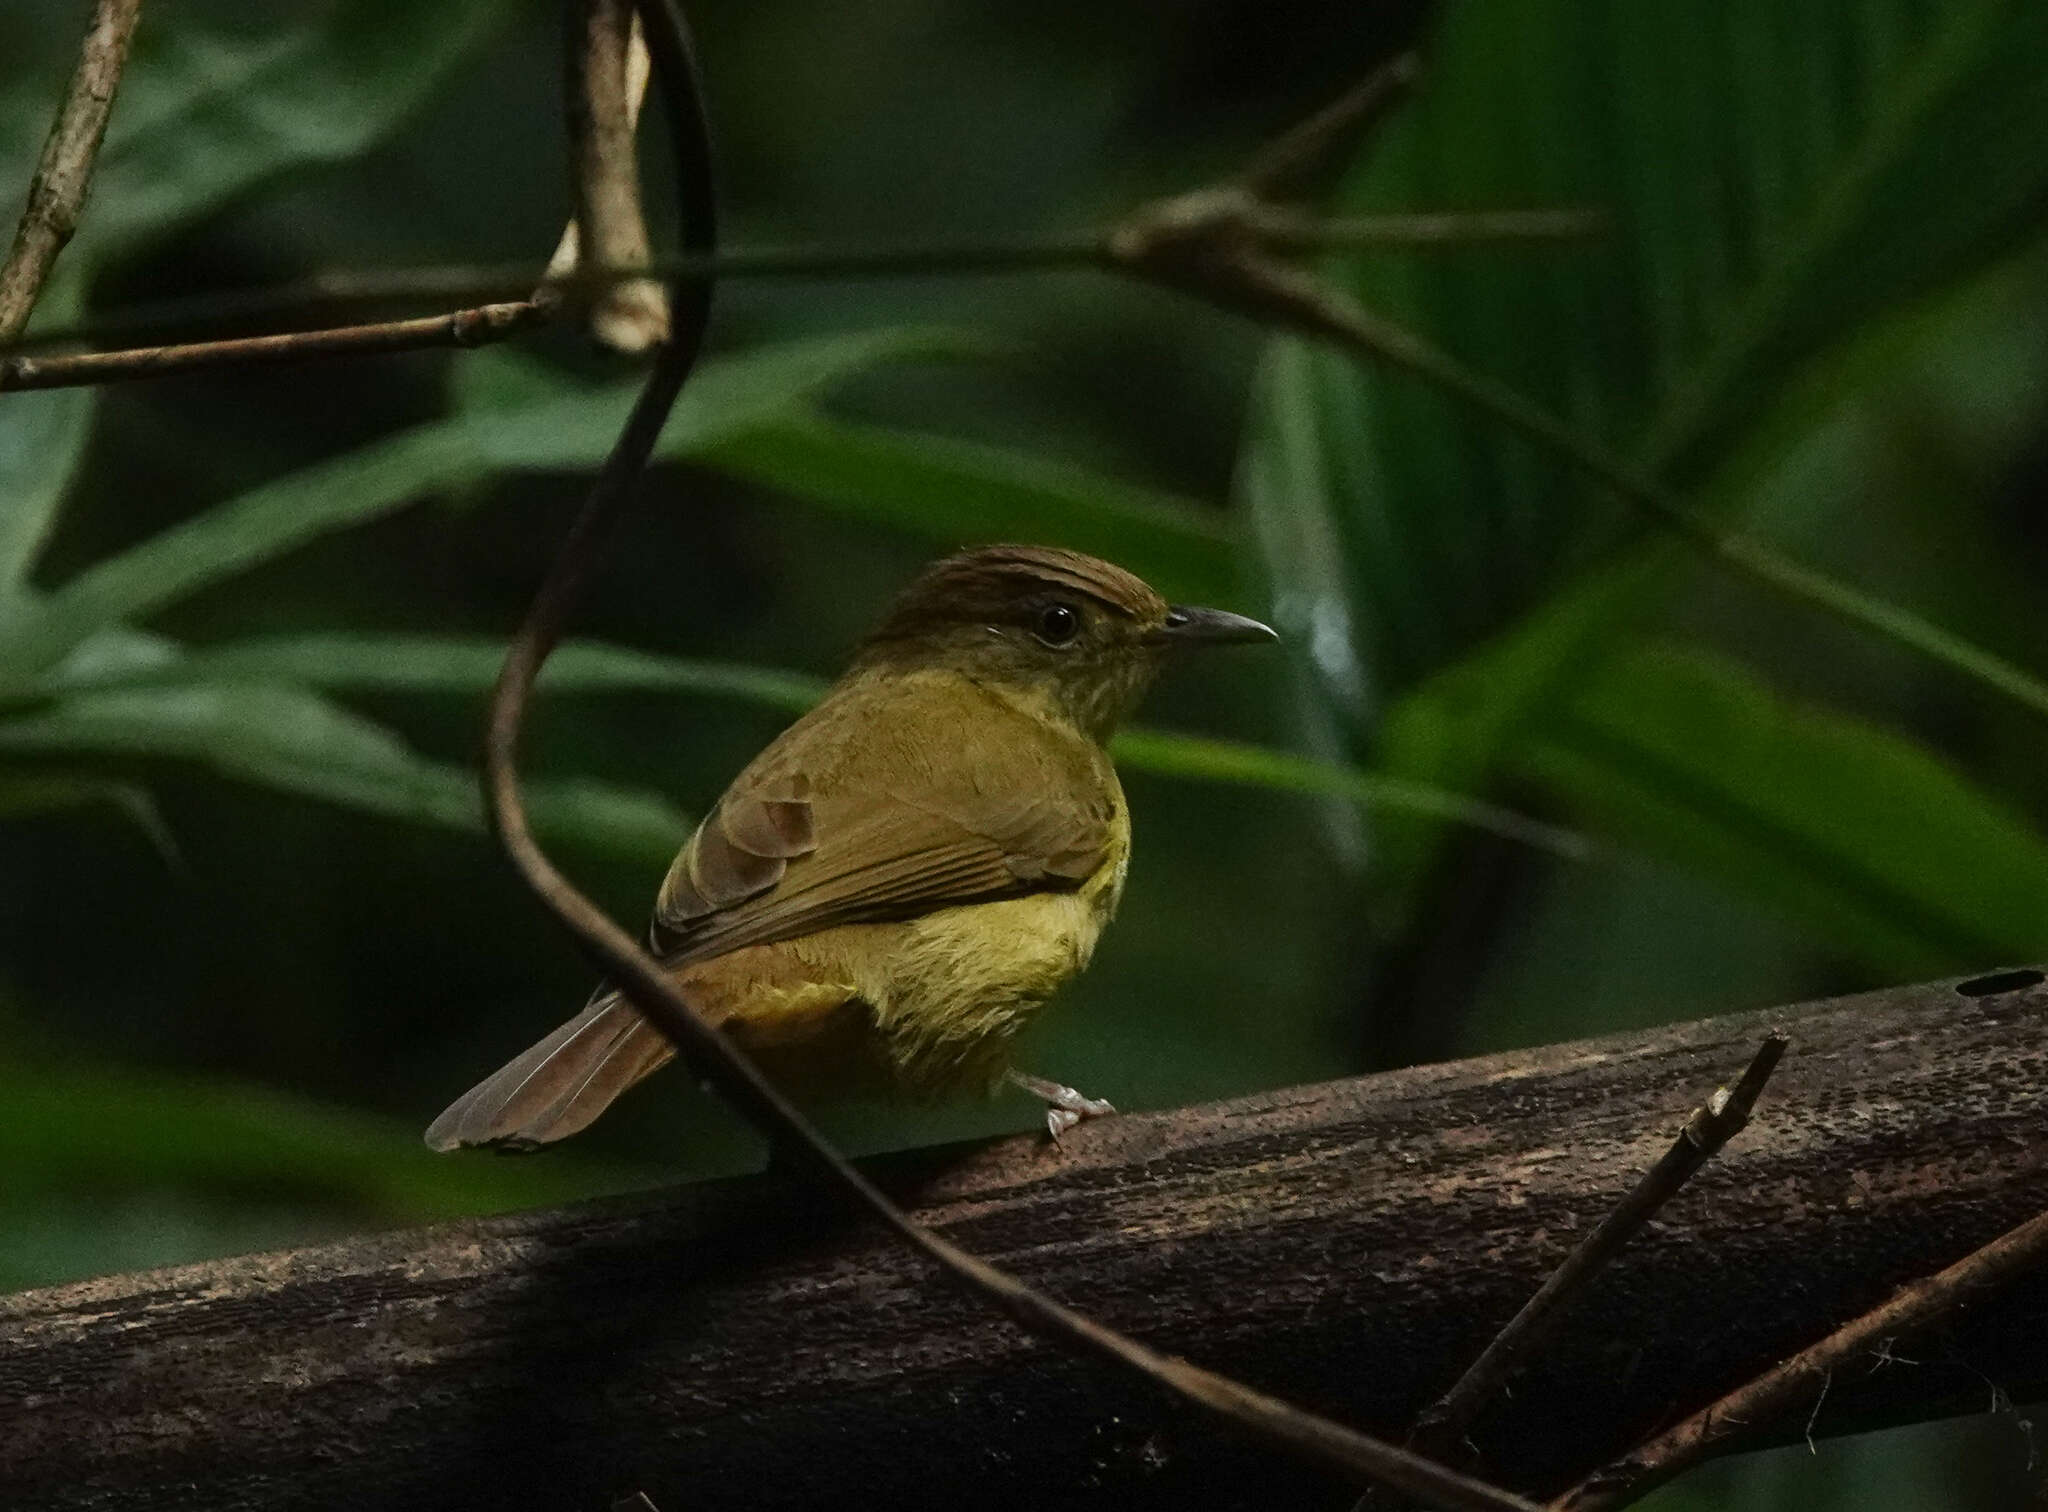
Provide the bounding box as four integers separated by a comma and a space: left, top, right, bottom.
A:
862, 544, 1168, 648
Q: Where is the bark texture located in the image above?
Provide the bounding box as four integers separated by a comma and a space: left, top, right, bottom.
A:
3, 971, 2045, 1510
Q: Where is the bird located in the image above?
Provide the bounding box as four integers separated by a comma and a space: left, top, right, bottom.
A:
425, 544, 1275, 1152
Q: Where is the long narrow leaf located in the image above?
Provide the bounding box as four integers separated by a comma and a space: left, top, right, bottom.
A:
34, 632, 829, 713
27, 631, 1582, 856
1110, 730, 1587, 859
0, 684, 691, 866
0, 773, 173, 860
78, 0, 509, 261
1519, 642, 2048, 975
0, 273, 94, 592
1242, 0, 2048, 740
700, 410, 1243, 607
0, 330, 961, 681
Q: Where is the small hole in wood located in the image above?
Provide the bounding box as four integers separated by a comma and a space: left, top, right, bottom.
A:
1954, 967, 2046, 998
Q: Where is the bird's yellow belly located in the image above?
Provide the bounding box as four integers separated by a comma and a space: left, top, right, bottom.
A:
698, 813, 1130, 1100
856, 889, 1106, 1087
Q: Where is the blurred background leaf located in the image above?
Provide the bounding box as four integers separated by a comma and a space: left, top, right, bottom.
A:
67, 0, 514, 263
699, 412, 1244, 605
1520, 642, 2048, 976
1231, 0, 2048, 1063
2, 3, 2045, 1502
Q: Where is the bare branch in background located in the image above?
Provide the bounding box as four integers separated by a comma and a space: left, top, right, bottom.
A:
0, 0, 144, 339
0, 206, 1606, 387
1235, 50, 1422, 199
0, 209, 1603, 358
0, 300, 548, 390
1554, 1200, 2048, 1512
547, 0, 669, 352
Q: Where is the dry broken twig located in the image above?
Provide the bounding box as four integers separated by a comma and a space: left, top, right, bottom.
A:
1553, 1199, 2048, 1512
476, 6, 1536, 1510
547, 0, 669, 352
0, 300, 548, 390
0, 207, 1600, 358
0, 0, 143, 340
1405, 1037, 1788, 1476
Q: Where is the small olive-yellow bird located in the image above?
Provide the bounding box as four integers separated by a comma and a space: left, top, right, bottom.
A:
426, 545, 1274, 1151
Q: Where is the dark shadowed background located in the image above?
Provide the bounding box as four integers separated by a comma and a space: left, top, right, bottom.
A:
2, 2, 2046, 1507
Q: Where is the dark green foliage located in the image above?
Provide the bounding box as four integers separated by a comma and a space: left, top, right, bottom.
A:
2, 3, 2045, 1502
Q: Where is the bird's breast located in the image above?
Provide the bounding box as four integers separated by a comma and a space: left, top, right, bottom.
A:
853, 813, 1128, 1095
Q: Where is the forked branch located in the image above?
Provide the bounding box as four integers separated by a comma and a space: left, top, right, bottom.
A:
1555, 1199, 2048, 1511
1407, 1037, 1788, 1468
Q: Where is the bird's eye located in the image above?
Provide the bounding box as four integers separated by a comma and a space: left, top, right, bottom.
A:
1033, 602, 1082, 646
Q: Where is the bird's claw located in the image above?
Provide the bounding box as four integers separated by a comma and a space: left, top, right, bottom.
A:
1009, 1070, 1116, 1143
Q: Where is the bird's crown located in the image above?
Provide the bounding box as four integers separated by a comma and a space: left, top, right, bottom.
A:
863, 544, 1168, 647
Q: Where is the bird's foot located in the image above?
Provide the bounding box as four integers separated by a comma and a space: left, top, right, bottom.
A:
1007, 1070, 1117, 1142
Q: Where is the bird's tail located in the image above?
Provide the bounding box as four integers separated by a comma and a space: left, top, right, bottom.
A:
424, 994, 676, 1152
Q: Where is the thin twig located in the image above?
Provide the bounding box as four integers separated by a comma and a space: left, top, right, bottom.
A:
0, 299, 548, 390
1403, 1038, 1788, 1474
0, 207, 1606, 363
1552, 1200, 2048, 1512
1258, 207, 1609, 250
551, 0, 668, 351
0, 203, 1605, 391
0, 0, 144, 339
1236, 51, 1422, 199
479, 4, 1538, 1510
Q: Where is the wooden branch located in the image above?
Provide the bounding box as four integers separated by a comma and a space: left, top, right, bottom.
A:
0, 0, 144, 339
5, 971, 2046, 1511
1556, 1171, 2048, 1510
1404, 1036, 1788, 1469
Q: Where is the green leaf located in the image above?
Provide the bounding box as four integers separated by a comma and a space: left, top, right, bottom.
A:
1241, 2, 2048, 923
76, 0, 509, 261
699, 410, 1244, 607
31, 630, 830, 713
0, 684, 691, 866
0, 389, 93, 595
1519, 642, 2048, 975
1370, 549, 1668, 895
0, 773, 173, 859
452, 328, 984, 467
1110, 730, 1586, 859
1246, 0, 2048, 699
1373, 244, 2048, 906
26, 629, 1580, 856
0, 271, 94, 594
0, 330, 958, 682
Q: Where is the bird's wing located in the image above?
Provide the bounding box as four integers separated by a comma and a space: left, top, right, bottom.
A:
649, 690, 1115, 965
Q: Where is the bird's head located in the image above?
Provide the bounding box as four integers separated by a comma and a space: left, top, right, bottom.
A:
855, 544, 1276, 741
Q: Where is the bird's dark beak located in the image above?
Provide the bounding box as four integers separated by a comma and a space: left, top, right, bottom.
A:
1151, 605, 1279, 648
